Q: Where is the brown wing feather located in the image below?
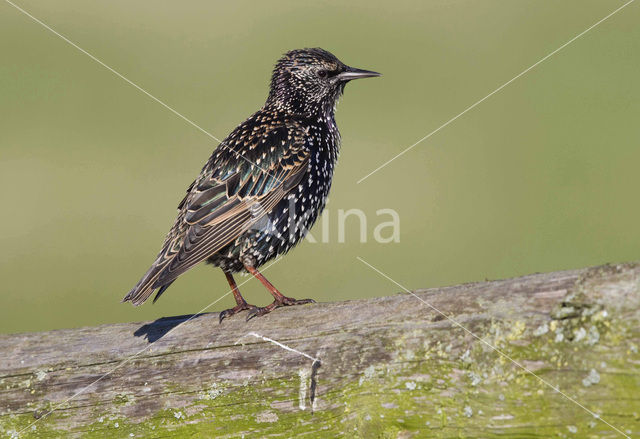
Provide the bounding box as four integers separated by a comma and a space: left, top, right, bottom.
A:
153, 166, 305, 287
123, 122, 309, 306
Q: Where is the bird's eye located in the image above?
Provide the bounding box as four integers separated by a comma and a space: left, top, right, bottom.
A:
317, 70, 328, 78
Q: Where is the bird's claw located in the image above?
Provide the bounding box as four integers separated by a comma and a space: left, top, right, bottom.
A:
282, 297, 315, 306
219, 302, 252, 324
245, 306, 269, 321
245, 297, 315, 321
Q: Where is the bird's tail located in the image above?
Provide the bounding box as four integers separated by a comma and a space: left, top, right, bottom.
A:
122, 251, 173, 306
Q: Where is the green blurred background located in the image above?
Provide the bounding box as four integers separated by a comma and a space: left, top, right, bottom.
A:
1, 0, 639, 334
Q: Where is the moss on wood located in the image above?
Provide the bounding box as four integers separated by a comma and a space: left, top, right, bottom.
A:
1, 263, 639, 438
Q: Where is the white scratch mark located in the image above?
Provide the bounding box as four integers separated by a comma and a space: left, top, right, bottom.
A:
235, 332, 320, 363
298, 368, 310, 410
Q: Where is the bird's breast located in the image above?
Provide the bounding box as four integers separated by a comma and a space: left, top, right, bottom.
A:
243, 120, 340, 260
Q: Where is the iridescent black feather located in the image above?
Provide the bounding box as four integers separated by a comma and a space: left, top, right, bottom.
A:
123, 48, 379, 306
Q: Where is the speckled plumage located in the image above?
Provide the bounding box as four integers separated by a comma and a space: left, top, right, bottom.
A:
123, 48, 379, 318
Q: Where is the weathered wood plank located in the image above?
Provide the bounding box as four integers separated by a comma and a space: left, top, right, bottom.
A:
1, 263, 639, 438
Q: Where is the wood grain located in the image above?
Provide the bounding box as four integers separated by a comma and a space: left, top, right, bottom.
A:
1, 263, 639, 438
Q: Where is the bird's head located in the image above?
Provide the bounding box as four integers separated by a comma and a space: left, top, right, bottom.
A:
265, 48, 380, 117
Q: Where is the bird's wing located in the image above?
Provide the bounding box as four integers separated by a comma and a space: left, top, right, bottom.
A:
123, 122, 309, 305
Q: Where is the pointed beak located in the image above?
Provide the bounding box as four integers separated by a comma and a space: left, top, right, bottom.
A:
336, 66, 382, 82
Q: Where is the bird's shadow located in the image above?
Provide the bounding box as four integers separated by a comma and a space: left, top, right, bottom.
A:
133, 313, 209, 343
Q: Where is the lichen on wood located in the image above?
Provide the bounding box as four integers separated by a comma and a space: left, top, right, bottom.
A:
1, 263, 639, 438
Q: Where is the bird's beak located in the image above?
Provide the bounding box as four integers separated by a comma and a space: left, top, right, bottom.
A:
336, 66, 381, 82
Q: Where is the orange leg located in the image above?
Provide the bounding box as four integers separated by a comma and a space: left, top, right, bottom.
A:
244, 263, 315, 320
218, 271, 253, 323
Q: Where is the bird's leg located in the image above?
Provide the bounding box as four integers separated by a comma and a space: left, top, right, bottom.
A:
244, 264, 315, 320
219, 271, 254, 323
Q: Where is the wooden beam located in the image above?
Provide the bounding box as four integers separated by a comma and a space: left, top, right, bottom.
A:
1, 262, 639, 438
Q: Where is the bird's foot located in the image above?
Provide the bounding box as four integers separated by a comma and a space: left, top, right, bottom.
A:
219, 302, 254, 323
246, 297, 315, 321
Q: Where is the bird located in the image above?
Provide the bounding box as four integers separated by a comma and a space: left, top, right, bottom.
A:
122, 48, 380, 321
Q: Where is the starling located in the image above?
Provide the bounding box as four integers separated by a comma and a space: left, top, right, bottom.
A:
123, 48, 380, 321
